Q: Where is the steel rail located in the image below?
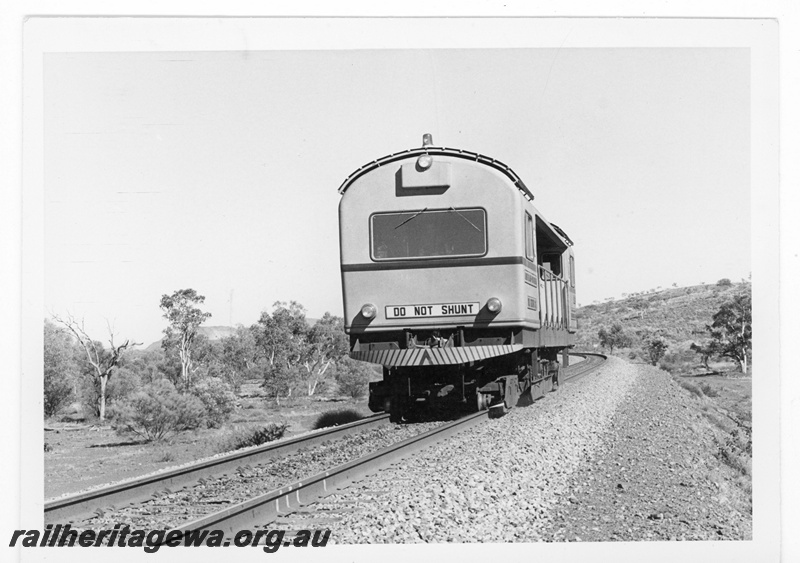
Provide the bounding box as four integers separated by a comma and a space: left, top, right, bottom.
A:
173, 410, 489, 538
47, 353, 606, 528
564, 352, 607, 381
44, 413, 390, 524
168, 353, 607, 538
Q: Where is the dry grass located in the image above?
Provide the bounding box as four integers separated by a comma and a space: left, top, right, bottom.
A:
674, 373, 752, 516
213, 423, 288, 453
312, 409, 364, 430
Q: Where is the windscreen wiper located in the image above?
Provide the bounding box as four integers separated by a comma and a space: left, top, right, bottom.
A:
448, 207, 482, 232
394, 207, 429, 229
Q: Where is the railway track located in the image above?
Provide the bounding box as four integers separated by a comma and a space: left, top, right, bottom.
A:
46, 352, 606, 534
564, 352, 607, 381
45, 413, 391, 524
170, 352, 607, 538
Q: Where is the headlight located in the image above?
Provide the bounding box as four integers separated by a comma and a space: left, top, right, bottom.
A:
486, 297, 502, 313
360, 303, 377, 319
417, 154, 433, 170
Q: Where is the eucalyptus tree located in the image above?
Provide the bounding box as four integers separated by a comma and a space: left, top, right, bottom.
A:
51, 314, 137, 420
159, 289, 212, 388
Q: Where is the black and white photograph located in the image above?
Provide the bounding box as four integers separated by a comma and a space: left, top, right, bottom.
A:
1, 7, 791, 563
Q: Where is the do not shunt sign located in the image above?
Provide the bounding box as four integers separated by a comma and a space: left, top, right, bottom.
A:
385, 302, 480, 319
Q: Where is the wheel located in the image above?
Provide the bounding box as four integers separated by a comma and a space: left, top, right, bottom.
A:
475, 391, 490, 411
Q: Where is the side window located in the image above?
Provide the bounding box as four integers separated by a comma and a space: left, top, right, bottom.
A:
525, 212, 535, 260
570, 255, 576, 287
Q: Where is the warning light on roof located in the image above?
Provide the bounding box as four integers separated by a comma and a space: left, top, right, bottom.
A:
422, 133, 433, 147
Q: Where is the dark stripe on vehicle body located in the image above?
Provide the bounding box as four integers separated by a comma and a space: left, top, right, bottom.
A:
341, 256, 525, 272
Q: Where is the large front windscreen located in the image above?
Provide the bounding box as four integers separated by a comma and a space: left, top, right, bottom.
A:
371, 208, 487, 260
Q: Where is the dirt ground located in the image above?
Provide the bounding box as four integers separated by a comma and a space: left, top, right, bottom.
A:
44, 382, 372, 499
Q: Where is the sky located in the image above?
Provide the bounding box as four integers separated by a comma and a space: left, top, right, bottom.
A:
43, 47, 750, 347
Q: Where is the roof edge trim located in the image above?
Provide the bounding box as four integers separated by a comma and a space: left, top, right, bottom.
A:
337, 146, 534, 201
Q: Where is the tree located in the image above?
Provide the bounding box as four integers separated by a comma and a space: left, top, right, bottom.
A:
52, 314, 138, 421
598, 323, 631, 355
645, 338, 668, 366
335, 357, 375, 400
629, 298, 649, 320
124, 349, 164, 385
298, 313, 348, 396
707, 288, 752, 372
253, 301, 308, 404
212, 326, 259, 392
43, 320, 79, 417
690, 340, 719, 371
159, 289, 212, 389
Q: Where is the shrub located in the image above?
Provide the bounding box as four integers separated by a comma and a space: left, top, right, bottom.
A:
717, 278, 733, 287
156, 450, 175, 463
675, 377, 703, 398
44, 370, 74, 418
313, 408, 363, 429
216, 423, 288, 453
645, 338, 668, 366
105, 367, 141, 408
191, 377, 237, 428
699, 382, 720, 397
111, 379, 206, 441
43, 320, 78, 417
335, 357, 374, 400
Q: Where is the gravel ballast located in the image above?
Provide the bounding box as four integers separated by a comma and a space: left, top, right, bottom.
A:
541, 362, 752, 541
80, 421, 446, 530
282, 357, 750, 543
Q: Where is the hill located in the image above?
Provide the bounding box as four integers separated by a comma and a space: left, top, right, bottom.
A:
143, 319, 321, 352
144, 325, 238, 352
574, 279, 750, 373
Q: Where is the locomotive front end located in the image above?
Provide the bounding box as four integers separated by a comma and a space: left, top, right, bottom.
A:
338, 136, 575, 421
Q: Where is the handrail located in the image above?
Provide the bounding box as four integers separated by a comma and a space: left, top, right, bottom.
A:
537, 264, 568, 329
537, 264, 567, 284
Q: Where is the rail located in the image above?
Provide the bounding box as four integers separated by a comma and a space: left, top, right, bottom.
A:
44, 413, 390, 524
171, 353, 607, 538
172, 411, 489, 537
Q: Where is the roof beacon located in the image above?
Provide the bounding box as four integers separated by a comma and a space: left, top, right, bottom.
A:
422, 133, 433, 148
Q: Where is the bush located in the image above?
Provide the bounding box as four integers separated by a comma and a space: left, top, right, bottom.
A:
191, 377, 237, 428
111, 379, 206, 441
44, 371, 74, 418
716, 278, 733, 287
105, 367, 141, 408
216, 423, 288, 453
675, 378, 703, 398
335, 358, 374, 400
645, 338, 668, 366
43, 320, 78, 417
313, 408, 363, 429
699, 382, 720, 397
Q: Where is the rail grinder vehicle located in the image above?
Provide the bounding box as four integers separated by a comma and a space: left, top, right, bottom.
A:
338, 134, 577, 421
